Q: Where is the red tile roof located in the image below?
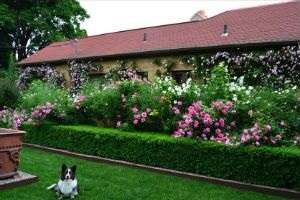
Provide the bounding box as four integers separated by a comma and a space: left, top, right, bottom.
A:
18, 1, 300, 65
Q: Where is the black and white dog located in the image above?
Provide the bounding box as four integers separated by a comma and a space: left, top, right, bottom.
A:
47, 164, 79, 199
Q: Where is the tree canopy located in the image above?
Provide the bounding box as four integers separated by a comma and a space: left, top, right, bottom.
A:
0, 0, 89, 65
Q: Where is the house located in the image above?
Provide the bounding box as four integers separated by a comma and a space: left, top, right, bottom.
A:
18, 1, 300, 86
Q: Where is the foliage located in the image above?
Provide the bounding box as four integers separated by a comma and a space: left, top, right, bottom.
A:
153, 76, 201, 106
104, 60, 141, 83
0, 0, 89, 61
22, 123, 300, 191
182, 46, 300, 89
0, 54, 18, 80
81, 83, 121, 126
20, 80, 63, 110
172, 101, 236, 143
257, 46, 299, 87
161, 57, 176, 75
153, 57, 176, 75
199, 63, 231, 104
14, 67, 298, 146
0, 78, 20, 108
29, 102, 54, 126
19, 80, 72, 124
0, 107, 27, 129
116, 80, 163, 132
69, 60, 100, 94
242, 86, 300, 139
16, 65, 64, 90
152, 58, 162, 66
152, 76, 201, 132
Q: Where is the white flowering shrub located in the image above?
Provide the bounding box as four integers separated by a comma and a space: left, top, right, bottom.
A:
154, 76, 201, 105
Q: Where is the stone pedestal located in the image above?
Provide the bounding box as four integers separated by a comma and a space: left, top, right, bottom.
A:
0, 128, 26, 179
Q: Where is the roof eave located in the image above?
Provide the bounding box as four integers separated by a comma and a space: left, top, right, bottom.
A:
17, 39, 300, 66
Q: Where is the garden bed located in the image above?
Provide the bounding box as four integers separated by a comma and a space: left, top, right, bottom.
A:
21, 123, 300, 192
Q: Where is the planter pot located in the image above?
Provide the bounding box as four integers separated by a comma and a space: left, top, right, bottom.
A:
0, 128, 26, 179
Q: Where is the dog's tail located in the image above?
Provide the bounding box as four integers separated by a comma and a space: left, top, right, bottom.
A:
47, 183, 57, 190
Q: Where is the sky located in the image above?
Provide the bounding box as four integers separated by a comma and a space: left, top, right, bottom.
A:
78, 0, 290, 36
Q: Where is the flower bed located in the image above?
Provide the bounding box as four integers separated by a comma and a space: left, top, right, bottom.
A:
21, 123, 300, 192
1, 63, 299, 147
1, 47, 299, 149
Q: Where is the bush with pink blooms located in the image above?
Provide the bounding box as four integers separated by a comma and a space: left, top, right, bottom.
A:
173, 101, 237, 144
113, 80, 163, 131
239, 123, 284, 146
0, 107, 28, 129
29, 102, 54, 126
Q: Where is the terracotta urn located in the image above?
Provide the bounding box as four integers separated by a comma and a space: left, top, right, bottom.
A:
0, 128, 26, 179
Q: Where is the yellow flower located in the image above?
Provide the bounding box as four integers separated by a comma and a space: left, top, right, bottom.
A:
149, 109, 159, 116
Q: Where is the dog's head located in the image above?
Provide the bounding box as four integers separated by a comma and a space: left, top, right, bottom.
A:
60, 164, 77, 181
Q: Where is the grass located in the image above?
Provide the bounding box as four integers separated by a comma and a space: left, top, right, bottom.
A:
0, 148, 287, 200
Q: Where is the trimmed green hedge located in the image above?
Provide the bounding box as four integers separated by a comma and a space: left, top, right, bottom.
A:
22, 124, 300, 191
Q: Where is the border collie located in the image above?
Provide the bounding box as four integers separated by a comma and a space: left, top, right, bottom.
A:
47, 164, 79, 199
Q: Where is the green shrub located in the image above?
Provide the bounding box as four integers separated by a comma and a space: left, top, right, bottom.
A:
199, 63, 231, 104
0, 78, 20, 108
234, 86, 300, 138
20, 80, 68, 110
22, 124, 300, 191
117, 80, 164, 132
19, 80, 76, 124
82, 86, 121, 126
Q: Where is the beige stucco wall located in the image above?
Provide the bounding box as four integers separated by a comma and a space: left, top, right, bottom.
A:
96, 55, 193, 81
53, 54, 194, 87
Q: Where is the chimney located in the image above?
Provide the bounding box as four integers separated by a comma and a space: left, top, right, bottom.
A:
190, 10, 207, 21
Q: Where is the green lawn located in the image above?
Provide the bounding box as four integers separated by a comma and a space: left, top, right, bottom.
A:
0, 148, 287, 200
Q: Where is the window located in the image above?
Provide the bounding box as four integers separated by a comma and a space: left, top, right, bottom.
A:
172, 71, 191, 84
137, 71, 148, 80
89, 73, 106, 85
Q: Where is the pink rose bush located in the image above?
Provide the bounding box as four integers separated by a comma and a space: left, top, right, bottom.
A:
0, 107, 27, 129
173, 101, 236, 144
30, 102, 54, 126
116, 100, 153, 129
240, 123, 283, 146
74, 95, 85, 110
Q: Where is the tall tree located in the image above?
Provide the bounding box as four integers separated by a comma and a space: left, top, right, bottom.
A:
0, 0, 89, 62
0, 3, 14, 68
